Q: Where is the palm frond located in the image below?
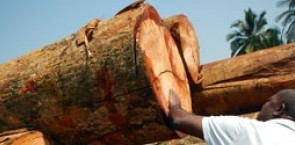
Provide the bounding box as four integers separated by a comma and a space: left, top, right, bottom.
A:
276, 9, 295, 28
256, 11, 267, 33
235, 47, 246, 56
277, 0, 291, 7
230, 38, 246, 57
231, 44, 244, 57
230, 20, 244, 29
285, 20, 295, 41
275, 10, 290, 23
245, 8, 256, 32
226, 31, 244, 41
259, 28, 282, 48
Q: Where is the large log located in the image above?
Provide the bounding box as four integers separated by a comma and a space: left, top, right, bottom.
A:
193, 43, 295, 115
1, 2, 295, 144
0, 4, 183, 144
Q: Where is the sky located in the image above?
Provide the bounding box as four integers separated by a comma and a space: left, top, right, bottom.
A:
0, 0, 286, 64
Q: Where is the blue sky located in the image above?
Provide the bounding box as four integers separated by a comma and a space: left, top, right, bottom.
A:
0, 0, 285, 64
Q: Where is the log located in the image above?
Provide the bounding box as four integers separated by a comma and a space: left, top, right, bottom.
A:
0, 4, 180, 144
193, 43, 295, 115
163, 15, 202, 84
136, 5, 193, 118
1, 2, 295, 144
136, 9, 201, 137
0, 129, 48, 145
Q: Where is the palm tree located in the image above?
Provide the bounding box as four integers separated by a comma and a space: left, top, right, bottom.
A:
276, 0, 295, 43
227, 8, 282, 57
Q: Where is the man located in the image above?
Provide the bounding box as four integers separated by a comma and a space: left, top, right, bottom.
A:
168, 89, 295, 145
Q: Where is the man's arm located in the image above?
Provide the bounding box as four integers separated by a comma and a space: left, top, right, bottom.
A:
168, 90, 204, 139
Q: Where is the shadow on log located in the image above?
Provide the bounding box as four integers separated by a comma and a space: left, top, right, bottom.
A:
1, 2, 295, 144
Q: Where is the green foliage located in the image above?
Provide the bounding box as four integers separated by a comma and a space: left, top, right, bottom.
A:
276, 0, 295, 43
227, 8, 282, 57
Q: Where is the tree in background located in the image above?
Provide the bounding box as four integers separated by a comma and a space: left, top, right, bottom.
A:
276, 0, 295, 43
227, 8, 282, 57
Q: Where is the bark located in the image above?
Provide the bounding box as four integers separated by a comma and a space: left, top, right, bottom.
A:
193, 43, 295, 115
0, 4, 179, 145
0, 2, 295, 144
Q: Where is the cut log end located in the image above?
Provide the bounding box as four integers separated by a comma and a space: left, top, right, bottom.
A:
164, 15, 202, 84
0, 129, 48, 145
137, 4, 193, 137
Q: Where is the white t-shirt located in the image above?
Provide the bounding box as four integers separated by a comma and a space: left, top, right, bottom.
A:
202, 116, 295, 145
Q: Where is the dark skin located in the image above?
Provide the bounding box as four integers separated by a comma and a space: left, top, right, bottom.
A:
168, 89, 295, 139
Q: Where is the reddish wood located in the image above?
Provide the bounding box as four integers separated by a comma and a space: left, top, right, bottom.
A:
0, 129, 48, 145
136, 5, 193, 137
137, 5, 192, 117
164, 15, 202, 84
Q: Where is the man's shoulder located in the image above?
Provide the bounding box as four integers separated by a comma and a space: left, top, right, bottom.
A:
203, 115, 260, 130
267, 118, 295, 131
203, 115, 258, 123
203, 116, 295, 145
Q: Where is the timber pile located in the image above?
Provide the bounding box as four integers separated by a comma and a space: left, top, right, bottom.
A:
1, 0, 295, 144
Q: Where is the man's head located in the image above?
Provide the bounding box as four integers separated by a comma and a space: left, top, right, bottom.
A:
257, 89, 295, 121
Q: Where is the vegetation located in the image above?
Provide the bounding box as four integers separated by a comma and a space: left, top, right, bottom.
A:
276, 0, 295, 43
227, 0, 295, 56
227, 9, 282, 57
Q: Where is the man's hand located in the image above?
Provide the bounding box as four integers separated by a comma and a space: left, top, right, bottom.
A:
169, 89, 182, 111
162, 90, 182, 130
168, 89, 204, 139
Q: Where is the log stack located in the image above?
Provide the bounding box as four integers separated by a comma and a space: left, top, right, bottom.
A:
1, 1, 295, 144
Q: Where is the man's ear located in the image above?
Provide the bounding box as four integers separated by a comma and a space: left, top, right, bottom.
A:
273, 103, 285, 116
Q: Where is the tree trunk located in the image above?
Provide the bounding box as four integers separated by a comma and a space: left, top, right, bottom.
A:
193, 43, 295, 115
0, 4, 181, 144
1, 2, 295, 144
